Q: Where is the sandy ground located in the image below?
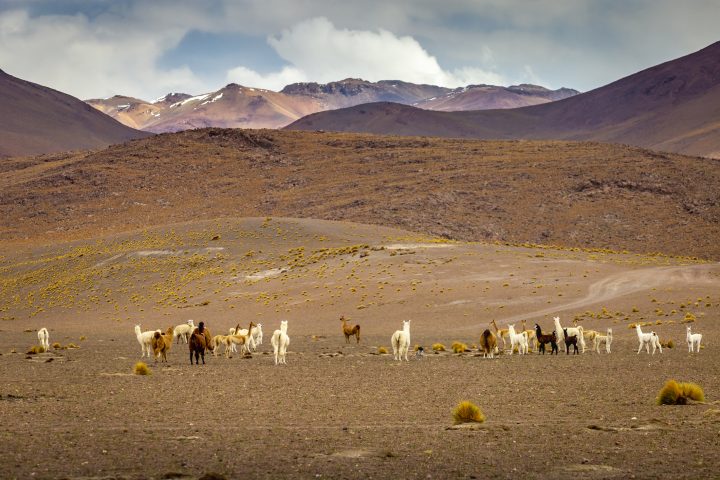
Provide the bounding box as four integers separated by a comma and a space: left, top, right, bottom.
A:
1, 218, 719, 479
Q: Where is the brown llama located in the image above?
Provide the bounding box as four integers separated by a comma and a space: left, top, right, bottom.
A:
490, 319, 508, 351
563, 328, 579, 355
151, 326, 174, 362
189, 322, 214, 365
479, 329, 497, 358
534, 323, 558, 355
225, 321, 256, 357
340, 316, 361, 344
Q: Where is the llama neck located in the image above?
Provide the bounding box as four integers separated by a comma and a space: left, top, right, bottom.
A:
281, 323, 288, 335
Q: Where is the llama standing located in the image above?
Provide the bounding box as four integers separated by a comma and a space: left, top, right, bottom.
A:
151, 327, 175, 362
636, 324, 662, 354
340, 315, 361, 344
271, 320, 290, 365
391, 320, 411, 361
563, 328, 579, 355
479, 329, 498, 358
490, 319, 509, 351
507, 324, 528, 355
534, 324, 558, 355
686, 326, 702, 353
135, 325, 160, 357
37, 328, 50, 352
174, 319, 195, 344
554, 316, 585, 353
593, 328, 613, 353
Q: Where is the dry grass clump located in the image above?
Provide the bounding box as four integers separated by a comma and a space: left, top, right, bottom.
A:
134, 361, 151, 375
432, 343, 446, 352
79, 336, 87, 341
66, 343, 80, 349
377, 346, 388, 354
681, 312, 696, 324
661, 339, 675, 349
451, 341, 468, 353
452, 400, 486, 424
51, 342, 61, 349
657, 380, 704, 405
27, 345, 45, 354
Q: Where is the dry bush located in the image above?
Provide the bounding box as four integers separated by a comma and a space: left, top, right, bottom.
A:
432, 343, 446, 352
377, 346, 388, 354
134, 362, 151, 375
67, 343, 80, 349
452, 400, 486, 424
681, 312, 697, 324
413, 344, 422, 351
451, 342, 468, 353
680, 382, 705, 402
51, 342, 61, 349
26, 345, 44, 355
79, 336, 87, 341
657, 380, 704, 405
661, 339, 675, 349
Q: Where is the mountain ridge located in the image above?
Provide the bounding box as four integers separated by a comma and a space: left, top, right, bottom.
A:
286, 41, 720, 158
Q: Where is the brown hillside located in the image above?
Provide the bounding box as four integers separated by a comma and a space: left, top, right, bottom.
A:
414, 84, 578, 111
0, 70, 151, 157
287, 41, 720, 158
2, 129, 719, 259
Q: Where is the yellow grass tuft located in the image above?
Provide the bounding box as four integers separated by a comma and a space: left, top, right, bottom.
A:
79, 336, 87, 341
134, 361, 151, 375
657, 379, 704, 405
451, 341, 468, 353
377, 346, 388, 354
432, 343, 446, 352
67, 343, 80, 349
452, 400, 486, 424
27, 345, 44, 354
681, 312, 696, 324
51, 342, 61, 349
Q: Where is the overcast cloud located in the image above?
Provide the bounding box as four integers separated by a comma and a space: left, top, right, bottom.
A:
0, 0, 717, 100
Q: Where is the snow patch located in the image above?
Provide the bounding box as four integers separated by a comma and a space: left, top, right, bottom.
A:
200, 92, 224, 106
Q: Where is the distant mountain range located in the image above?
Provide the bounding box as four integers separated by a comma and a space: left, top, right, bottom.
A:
0, 69, 149, 157
85, 80, 578, 133
287, 41, 720, 159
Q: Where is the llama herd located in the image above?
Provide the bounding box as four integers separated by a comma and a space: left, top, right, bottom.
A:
32, 314, 704, 366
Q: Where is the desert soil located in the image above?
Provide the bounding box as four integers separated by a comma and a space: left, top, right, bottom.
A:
1, 218, 719, 479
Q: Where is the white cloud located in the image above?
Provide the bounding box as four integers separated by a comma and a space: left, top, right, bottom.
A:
0, 8, 205, 100
226, 17, 505, 90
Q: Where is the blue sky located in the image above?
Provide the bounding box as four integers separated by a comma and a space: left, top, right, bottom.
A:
0, 0, 718, 100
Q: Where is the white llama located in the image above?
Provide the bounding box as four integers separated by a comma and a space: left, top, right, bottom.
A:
636, 324, 662, 354
507, 324, 528, 355
37, 328, 50, 352
554, 316, 586, 353
135, 324, 160, 357
173, 319, 195, 344
686, 326, 702, 353
391, 320, 411, 361
593, 328, 613, 353
271, 320, 290, 365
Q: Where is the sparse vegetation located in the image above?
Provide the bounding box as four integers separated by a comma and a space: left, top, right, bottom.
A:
377, 346, 388, 354
452, 400, 486, 424
133, 362, 151, 375
27, 345, 44, 355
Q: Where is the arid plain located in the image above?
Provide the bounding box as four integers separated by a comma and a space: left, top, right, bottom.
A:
2, 217, 719, 479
